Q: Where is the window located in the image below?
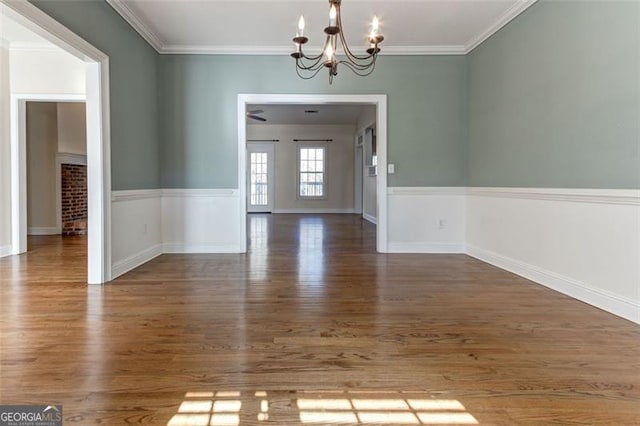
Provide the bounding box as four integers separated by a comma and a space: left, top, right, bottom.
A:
299, 147, 325, 198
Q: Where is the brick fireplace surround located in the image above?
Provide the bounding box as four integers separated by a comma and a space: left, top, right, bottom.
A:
61, 163, 87, 236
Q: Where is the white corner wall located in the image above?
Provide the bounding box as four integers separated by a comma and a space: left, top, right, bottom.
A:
388, 187, 466, 253
161, 189, 242, 253
0, 46, 11, 256
111, 190, 162, 279
467, 188, 640, 324
10, 49, 85, 94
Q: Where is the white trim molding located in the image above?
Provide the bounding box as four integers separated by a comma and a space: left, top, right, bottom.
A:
387, 186, 466, 254
112, 243, 162, 279
0, 245, 11, 258
3, 0, 112, 284
27, 227, 58, 235
389, 242, 466, 254
464, 0, 538, 52
388, 186, 468, 196
468, 187, 640, 205
238, 94, 388, 254
112, 189, 162, 202
467, 187, 640, 324
10, 94, 86, 253
468, 245, 640, 325
362, 212, 377, 225
104, 0, 163, 52
161, 44, 469, 56
161, 188, 243, 254
103, 0, 536, 55
111, 189, 162, 279
161, 188, 237, 198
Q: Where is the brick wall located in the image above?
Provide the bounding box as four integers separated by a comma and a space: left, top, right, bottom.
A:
61, 164, 87, 236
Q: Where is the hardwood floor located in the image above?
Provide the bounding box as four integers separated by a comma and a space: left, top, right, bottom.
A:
1, 214, 639, 425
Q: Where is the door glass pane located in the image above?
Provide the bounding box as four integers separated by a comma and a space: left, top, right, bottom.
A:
250, 152, 268, 206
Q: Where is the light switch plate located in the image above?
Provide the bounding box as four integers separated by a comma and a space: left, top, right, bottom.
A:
388, 163, 395, 174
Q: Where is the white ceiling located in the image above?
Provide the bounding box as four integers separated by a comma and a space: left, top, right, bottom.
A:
107, 0, 537, 54
247, 104, 374, 125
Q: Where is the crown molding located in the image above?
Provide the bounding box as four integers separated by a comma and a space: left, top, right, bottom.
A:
464, 0, 538, 53
381, 45, 467, 55
160, 44, 467, 55
105, 0, 163, 52
161, 45, 291, 55
106, 0, 537, 56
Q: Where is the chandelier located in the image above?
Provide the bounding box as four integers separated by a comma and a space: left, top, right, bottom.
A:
291, 0, 384, 84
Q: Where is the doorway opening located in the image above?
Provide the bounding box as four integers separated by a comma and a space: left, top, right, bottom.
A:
2, 0, 111, 283
237, 94, 388, 253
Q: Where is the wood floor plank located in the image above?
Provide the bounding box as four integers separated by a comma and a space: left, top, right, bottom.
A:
1, 214, 639, 425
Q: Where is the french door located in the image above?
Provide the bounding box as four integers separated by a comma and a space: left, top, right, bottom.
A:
246, 143, 275, 213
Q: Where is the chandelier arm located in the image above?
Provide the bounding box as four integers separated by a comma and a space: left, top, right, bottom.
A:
335, 56, 376, 71
335, 6, 377, 62
296, 63, 327, 80
338, 59, 377, 77
298, 33, 332, 63
296, 55, 325, 71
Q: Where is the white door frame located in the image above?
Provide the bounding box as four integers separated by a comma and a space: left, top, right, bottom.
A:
354, 139, 363, 215
3, 0, 112, 284
237, 93, 388, 253
246, 142, 275, 213
11, 95, 85, 239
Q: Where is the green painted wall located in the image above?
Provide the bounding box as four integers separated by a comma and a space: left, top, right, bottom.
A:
30, 0, 160, 190
158, 55, 467, 188
468, 0, 640, 189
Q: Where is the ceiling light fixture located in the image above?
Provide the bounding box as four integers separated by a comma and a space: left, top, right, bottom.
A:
291, 0, 384, 84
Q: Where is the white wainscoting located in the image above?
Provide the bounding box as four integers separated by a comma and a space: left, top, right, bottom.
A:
27, 227, 58, 235
111, 189, 162, 279
362, 212, 377, 225
0, 245, 12, 257
387, 187, 466, 253
161, 189, 242, 253
467, 187, 640, 324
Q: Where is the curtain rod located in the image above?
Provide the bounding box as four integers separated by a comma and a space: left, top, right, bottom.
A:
293, 139, 333, 142
248, 139, 279, 142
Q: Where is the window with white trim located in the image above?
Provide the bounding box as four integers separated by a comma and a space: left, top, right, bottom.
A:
298, 147, 325, 198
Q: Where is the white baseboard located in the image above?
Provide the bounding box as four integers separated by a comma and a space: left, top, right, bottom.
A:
362, 212, 377, 224
162, 243, 242, 254
27, 227, 59, 235
388, 242, 466, 254
112, 243, 162, 279
0, 245, 12, 258
467, 244, 640, 324
273, 208, 355, 214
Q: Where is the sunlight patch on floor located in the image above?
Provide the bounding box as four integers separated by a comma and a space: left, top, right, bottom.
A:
167, 390, 479, 425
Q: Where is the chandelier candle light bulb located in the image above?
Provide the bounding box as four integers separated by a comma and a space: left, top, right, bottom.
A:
290, 0, 384, 84
325, 44, 334, 62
